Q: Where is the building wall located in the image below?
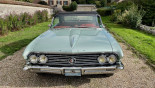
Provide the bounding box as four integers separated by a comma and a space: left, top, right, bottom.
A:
49, 0, 71, 6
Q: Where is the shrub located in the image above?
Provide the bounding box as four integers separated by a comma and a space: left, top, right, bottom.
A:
116, 4, 145, 28
133, 0, 155, 26
110, 9, 122, 22
112, 0, 154, 26
38, 1, 48, 5
70, 1, 78, 10
0, 18, 7, 35
101, 0, 107, 7
115, 1, 133, 12
20, 12, 30, 27
6, 14, 21, 31
62, 6, 71, 11
0, 10, 49, 35
95, 1, 101, 8
35, 10, 43, 23
78, 0, 86, 4
63, 1, 77, 11
15, 0, 33, 3
97, 7, 113, 16
87, 0, 95, 4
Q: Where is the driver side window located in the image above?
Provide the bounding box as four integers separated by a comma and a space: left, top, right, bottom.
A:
52, 17, 59, 28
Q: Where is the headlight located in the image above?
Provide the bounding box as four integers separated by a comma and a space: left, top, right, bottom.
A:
107, 55, 117, 64
39, 55, 48, 63
29, 55, 38, 64
98, 55, 107, 64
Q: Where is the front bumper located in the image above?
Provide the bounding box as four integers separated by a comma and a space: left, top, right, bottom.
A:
23, 62, 124, 76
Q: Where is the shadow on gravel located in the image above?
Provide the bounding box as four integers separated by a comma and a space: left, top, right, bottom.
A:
0, 72, 112, 87
22, 74, 112, 87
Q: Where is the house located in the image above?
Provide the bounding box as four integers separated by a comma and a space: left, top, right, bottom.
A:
33, 0, 71, 6
48, 0, 72, 6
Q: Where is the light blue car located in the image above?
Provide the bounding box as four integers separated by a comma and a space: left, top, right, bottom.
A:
23, 12, 124, 76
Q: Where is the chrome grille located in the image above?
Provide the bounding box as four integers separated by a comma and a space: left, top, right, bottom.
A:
37, 54, 103, 67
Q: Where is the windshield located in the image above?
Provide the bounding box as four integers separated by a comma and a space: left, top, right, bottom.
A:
51, 14, 101, 29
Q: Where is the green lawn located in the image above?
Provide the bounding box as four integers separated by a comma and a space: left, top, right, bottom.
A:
0, 21, 50, 60
102, 16, 155, 64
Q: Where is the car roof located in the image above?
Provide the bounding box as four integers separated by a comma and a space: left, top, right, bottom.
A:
56, 11, 98, 15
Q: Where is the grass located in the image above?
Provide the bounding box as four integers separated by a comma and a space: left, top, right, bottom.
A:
0, 21, 50, 60
102, 16, 155, 64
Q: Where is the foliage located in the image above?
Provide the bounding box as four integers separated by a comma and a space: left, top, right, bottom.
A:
101, 0, 107, 7
113, 0, 155, 26
95, 1, 101, 8
15, 0, 33, 3
87, 0, 95, 4
0, 10, 49, 35
0, 18, 7, 35
112, 4, 145, 28
133, 0, 155, 26
0, 21, 50, 60
115, 1, 133, 12
38, 1, 48, 5
78, 0, 86, 4
6, 14, 21, 31
102, 16, 155, 64
97, 7, 113, 16
63, 1, 77, 11
110, 9, 121, 22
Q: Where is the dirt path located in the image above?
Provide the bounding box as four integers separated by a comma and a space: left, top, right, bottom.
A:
0, 43, 155, 88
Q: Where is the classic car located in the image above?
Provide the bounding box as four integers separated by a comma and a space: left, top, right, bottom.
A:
23, 11, 124, 76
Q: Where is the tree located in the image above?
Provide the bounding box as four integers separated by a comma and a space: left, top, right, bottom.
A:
101, 0, 107, 7
79, 0, 86, 4
86, 0, 95, 4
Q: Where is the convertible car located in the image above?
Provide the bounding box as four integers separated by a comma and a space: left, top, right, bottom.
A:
23, 11, 124, 76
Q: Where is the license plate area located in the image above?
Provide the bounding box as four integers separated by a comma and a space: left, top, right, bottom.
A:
65, 69, 81, 76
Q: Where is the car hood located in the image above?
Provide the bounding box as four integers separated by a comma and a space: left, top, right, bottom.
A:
30, 28, 113, 53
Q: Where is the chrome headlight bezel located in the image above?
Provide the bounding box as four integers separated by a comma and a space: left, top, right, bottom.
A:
107, 55, 117, 64
39, 55, 48, 64
97, 55, 107, 65
29, 55, 38, 64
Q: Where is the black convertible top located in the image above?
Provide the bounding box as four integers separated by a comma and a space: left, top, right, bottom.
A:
56, 11, 98, 15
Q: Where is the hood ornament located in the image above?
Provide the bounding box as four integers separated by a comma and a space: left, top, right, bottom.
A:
69, 57, 76, 64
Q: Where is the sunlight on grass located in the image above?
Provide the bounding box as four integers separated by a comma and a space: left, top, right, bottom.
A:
0, 21, 50, 60
102, 16, 155, 64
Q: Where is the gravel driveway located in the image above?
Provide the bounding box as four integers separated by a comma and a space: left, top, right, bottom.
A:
0, 43, 154, 88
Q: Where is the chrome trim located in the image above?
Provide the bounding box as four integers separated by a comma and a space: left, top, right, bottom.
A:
23, 62, 124, 76
28, 52, 117, 55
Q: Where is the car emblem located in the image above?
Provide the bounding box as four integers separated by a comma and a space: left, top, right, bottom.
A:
69, 57, 76, 64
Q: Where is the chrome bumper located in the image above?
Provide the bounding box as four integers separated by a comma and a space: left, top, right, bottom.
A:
23, 62, 124, 76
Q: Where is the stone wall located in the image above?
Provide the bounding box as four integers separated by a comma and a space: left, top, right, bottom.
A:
76, 4, 96, 11
139, 25, 155, 35
0, 0, 53, 18
0, 3, 53, 18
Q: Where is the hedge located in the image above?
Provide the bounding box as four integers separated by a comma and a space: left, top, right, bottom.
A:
0, 10, 49, 35
97, 7, 113, 16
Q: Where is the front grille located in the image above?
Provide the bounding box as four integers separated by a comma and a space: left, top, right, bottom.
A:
31, 53, 115, 67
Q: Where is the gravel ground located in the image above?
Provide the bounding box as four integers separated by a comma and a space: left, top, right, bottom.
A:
0, 43, 155, 88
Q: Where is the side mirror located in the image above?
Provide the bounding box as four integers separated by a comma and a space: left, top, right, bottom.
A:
102, 24, 105, 28
48, 24, 51, 27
